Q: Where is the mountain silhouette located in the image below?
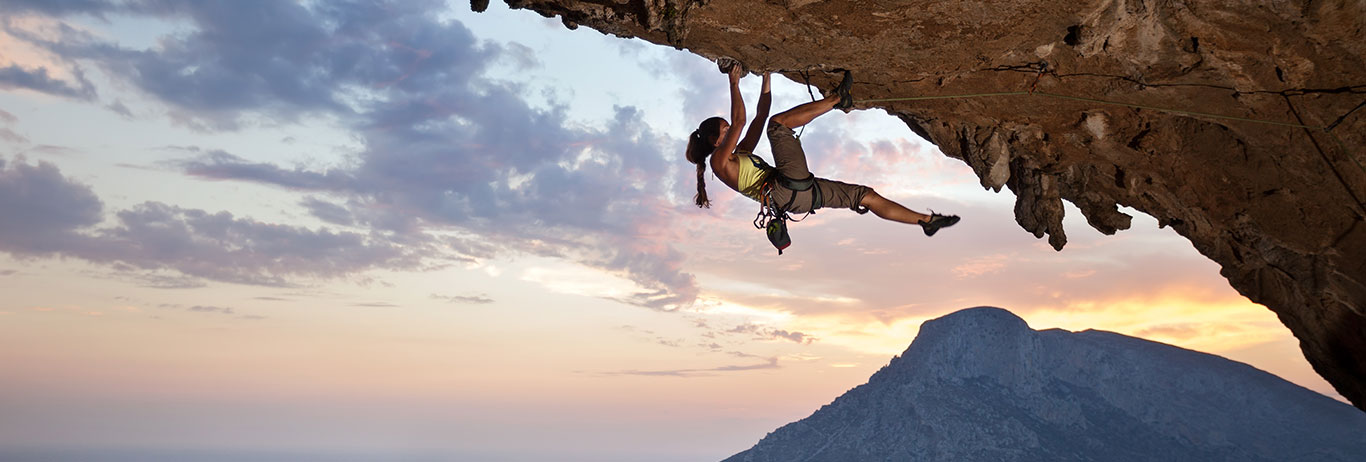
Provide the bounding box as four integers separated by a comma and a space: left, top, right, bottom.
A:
725, 307, 1366, 461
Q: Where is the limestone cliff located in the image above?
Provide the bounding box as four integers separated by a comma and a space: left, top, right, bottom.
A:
481, 0, 1366, 410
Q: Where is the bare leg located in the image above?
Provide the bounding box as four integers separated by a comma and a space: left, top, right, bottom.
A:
770, 94, 839, 129
860, 190, 931, 225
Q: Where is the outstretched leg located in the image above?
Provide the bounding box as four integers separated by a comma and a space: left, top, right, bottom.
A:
860, 190, 961, 236
860, 190, 931, 225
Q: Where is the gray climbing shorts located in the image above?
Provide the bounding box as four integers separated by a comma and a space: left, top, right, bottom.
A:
766, 120, 870, 214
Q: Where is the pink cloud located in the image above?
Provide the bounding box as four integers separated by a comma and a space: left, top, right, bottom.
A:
673, 180, 1242, 342
952, 253, 1011, 278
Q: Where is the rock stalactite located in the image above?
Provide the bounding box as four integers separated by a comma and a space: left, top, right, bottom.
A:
487, 0, 1366, 410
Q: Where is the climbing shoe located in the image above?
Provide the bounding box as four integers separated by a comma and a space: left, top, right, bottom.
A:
920, 212, 960, 237
833, 69, 854, 111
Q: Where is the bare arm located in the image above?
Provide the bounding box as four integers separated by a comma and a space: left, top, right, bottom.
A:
736, 73, 771, 154
711, 66, 747, 171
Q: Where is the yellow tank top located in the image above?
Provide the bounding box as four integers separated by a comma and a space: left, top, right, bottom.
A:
736, 152, 771, 203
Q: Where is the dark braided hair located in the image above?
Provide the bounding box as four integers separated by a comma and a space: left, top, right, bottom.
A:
684, 117, 726, 208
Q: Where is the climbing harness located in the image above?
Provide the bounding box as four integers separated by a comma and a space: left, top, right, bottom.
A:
752, 168, 823, 255
754, 182, 792, 254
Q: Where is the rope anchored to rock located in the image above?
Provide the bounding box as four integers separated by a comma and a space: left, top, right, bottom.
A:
856, 91, 1333, 131
842, 68, 1366, 216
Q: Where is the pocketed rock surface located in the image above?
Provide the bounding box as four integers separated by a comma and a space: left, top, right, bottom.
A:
483, 0, 1366, 410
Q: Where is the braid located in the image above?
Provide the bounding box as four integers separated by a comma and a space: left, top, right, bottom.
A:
694, 158, 710, 208
685, 130, 711, 208
685, 118, 726, 209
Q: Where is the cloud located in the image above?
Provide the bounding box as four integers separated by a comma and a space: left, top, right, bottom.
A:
952, 253, 1010, 278
671, 51, 726, 126
0, 0, 118, 16
432, 293, 494, 304
352, 302, 399, 307
0, 64, 96, 99
727, 323, 817, 344
0, 108, 16, 123
1135, 323, 1202, 340
97, 201, 426, 285
119, 271, 207, 289
180, 151, 355, 191
656, 337, 685, 348
599, 357, 779, 377
105, 99, 133, 117
498, 41, 539, 71
0, 157, 104, 255
188, 305, 234, 315
0, 128, 28, 144
301, 197, 356, 226
21, 145, 79, 156
6, 0, 496, 128
0, 157, 433, 287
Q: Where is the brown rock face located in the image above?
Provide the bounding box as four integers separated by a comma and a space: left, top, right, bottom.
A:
491, 0, 1366, 410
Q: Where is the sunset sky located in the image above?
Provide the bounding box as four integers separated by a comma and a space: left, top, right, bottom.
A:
0, 1, 1341, 461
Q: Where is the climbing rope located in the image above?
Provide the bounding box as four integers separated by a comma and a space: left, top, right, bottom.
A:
768, 63, 1349, 132
850, 80, 1366, 215
855, 91, 1330, 131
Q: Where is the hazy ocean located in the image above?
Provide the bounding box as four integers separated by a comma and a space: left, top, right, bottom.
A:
0, 448, 476, 462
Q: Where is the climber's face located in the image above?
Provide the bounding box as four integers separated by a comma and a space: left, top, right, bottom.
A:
713, 120, 730, 147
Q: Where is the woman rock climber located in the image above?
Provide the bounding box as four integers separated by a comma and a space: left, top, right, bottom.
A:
684, 63, 960, 243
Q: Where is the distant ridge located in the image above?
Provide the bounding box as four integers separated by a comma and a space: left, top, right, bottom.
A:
725, 307, 1366, 462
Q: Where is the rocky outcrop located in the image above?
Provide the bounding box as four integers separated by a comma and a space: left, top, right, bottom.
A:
724, 307, 1366, 461
484, 0, 1366, 410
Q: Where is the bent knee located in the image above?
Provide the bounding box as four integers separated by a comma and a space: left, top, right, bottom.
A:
765, 119, 796, 141
859, 188, 881, 204
770, 113, 795, 129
